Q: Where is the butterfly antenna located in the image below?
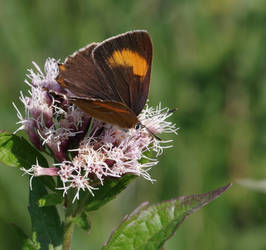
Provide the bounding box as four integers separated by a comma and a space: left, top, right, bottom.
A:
136, 107, 178, 141
137, 122, 161, 141
167, 108, 178, 114
146, 127, 162, 141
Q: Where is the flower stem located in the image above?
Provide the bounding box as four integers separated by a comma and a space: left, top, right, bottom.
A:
62, 215, 75, 250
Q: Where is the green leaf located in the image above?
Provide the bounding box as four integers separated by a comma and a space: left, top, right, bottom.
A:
38, 193, 64, 207
21, 240, 39, 250
103, 183, 232, 250
0, 131, 46, 168
73, 211, 91, 232
84, 174, 136, 211
0, 131, 55, 189
28, 178, 63, 250
30, 232, 41, 250
139, 150, 153, 165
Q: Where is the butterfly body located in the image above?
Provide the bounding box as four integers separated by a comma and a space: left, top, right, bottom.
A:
56, 30, 153, 129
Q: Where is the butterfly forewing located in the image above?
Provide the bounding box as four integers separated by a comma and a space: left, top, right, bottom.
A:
92, 30, 153, 115
57, 43, 120, 102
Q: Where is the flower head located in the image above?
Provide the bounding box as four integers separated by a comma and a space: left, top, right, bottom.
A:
15, 58, 178, 202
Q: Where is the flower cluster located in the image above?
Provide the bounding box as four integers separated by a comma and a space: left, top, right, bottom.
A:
15, 58, 177, 201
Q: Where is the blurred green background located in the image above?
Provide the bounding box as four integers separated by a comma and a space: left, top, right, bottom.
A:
1, 0, 266, 249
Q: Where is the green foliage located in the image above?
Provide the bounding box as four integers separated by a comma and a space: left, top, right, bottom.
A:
84, 175, 137, 211
73, 212, 91, 233
28, 178, 63, 250
38, 193, 64, 207
0, 132, 55, 189
0, 132, 47, 169
22, 240, 39, 250
104, 183, 231, 250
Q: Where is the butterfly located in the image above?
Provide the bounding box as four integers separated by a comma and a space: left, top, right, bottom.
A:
56, 30, 152, 129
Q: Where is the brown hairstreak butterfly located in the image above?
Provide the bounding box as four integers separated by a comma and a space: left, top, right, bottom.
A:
56, 30, 152, 129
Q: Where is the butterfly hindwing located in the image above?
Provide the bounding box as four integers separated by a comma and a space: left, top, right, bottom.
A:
73, 98, 138, 128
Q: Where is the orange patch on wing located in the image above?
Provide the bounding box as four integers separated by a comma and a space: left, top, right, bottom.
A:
59, 64, 67, 71
56, 75, 66, 87
94, 102, 129, 113
108, 49, 148, 78
57, 65, 67, 87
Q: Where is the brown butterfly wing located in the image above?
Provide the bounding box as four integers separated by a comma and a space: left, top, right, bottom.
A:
56, 42, 138, 128
56, 43, 121, 102
73, 98, 138, 128
92, 30, 153, 115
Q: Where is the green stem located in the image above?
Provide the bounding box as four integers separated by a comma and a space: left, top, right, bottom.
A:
62, 215, 75, 250
74, 192, 90, 217
62, 190, 90, 249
